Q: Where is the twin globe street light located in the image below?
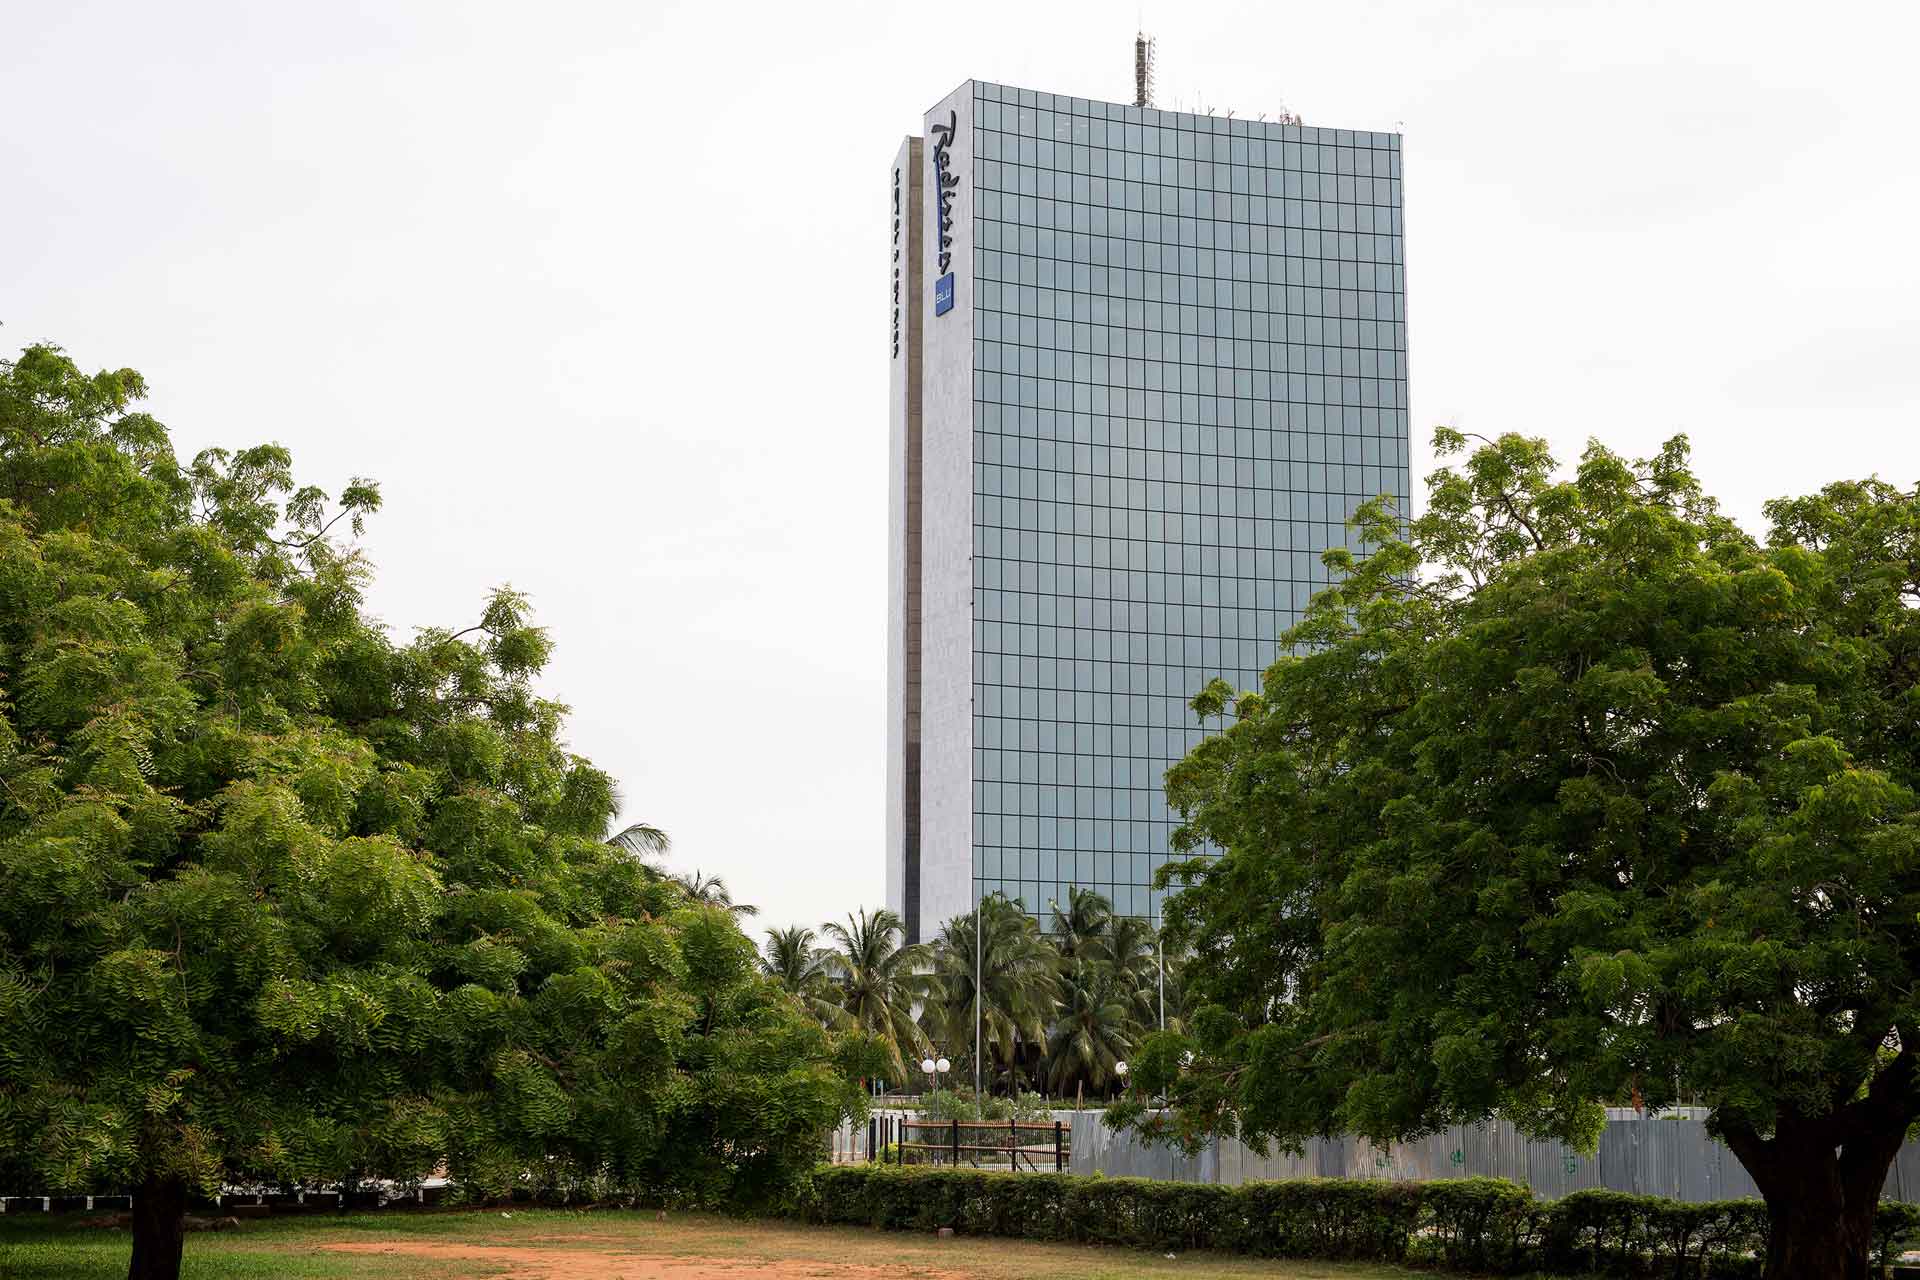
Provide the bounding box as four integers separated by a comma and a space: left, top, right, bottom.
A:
1113, 1051, 1194, 1100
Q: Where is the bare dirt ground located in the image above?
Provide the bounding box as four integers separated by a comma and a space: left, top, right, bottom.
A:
321, 1238, 974, 1280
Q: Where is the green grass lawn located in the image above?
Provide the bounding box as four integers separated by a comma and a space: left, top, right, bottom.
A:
0, 1207, 1431, 1280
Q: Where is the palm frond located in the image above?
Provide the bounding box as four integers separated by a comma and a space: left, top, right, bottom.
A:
672, 869, 757, 917
605, 821, 671, 859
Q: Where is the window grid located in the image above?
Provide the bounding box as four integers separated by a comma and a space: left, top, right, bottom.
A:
964, 82, 1409, 924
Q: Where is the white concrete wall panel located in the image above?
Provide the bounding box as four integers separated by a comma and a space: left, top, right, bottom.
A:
884, 136, 918, 926
916, 83, 977, 942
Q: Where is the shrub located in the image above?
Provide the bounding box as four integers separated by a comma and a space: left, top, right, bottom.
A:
920, 1090, 981, 1123
1065, 1177, 1230, 1251
795, 1165, 1920, 1276
921, 1089, 1054, 1124
801, 1166, 1419, 1262
1874, 1200, 1920, 1271
1233, 1178, 1422, 1260
1539, 1190, 1768, 1276
1003, 1091, 1054, 1124
1416, 1177, 1540, 1271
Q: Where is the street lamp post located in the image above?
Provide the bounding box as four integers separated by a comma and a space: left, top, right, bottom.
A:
974, 895, 982, 1098
921, 1053, 951, 1094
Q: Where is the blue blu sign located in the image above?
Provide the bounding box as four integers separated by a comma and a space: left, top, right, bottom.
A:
930, 108, 959, 319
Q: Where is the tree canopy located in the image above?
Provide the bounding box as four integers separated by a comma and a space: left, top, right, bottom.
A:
1126, 430, 1920, 1280
0, 346, 877, 1280
817, 908, 929, 1083
775, 890, 1184, 1100
925, 894, 1060, 1091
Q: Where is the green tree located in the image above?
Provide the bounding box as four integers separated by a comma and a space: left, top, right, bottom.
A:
1032, 891, 1168, 1094
760, 925, 844, 1028
1047, 886, 1114, 962
1103, 913, 1166, 1033
1150, 939, 1191, 1038
0, 346, 875, 1280
671, 869, 756, 917
1045, 953, 1139, 1094
1126, 429, 1920, 1280
818, 908, 929, 1084
926, 894, 1059, 1092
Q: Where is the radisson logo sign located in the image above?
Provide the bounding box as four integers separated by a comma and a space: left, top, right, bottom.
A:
930, 109, 958, 316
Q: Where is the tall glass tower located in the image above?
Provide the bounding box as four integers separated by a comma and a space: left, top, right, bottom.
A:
887, 79, 1409, 943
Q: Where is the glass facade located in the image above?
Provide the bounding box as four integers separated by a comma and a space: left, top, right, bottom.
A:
963, 81, 1409, 922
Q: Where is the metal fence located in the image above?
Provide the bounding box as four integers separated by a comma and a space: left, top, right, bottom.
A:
827, 1109, 916, 1164
1069, 1107, 1920, 1203
828, 1111, 1071, 1171
895, 1118, 1068, 1172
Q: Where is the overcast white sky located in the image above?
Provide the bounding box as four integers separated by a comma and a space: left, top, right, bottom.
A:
5, 0, 1917, 936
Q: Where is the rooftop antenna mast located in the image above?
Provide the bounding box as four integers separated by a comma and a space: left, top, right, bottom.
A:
1134, 31, 1156, 108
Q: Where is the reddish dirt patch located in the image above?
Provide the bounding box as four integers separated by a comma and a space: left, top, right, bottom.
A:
321, 1240, 972, 1279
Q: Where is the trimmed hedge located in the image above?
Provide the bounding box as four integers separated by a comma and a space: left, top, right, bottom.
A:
1541, 1190, 1763, 1274
797, 1165, 1920, 1276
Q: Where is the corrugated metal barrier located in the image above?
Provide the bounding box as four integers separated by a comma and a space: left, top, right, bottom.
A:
1069, 1107, 1920, 1203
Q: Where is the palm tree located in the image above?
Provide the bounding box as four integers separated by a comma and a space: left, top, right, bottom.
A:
761, 925, 845, 1028
1034, 888, 1149, 1094
1048, 886, 1113, 963
818, 907, 931, 1084
1103, 913, 1162, 1028
672, 869, 757, 917
928, 894, 1060, 1093
604, 821, 670, 860
1045, 952, 1141, 1093
604, 822, 669, 880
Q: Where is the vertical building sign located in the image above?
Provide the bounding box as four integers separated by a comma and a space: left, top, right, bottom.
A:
930, 109, 958, 316
891, 165, 903, 358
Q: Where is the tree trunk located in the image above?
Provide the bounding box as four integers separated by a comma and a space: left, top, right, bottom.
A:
1757, 1162, 1869, 1280
127, 1175, 187, 1280
1716, 1037, 1919, 1280
1726, 1116, 1903, 1280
